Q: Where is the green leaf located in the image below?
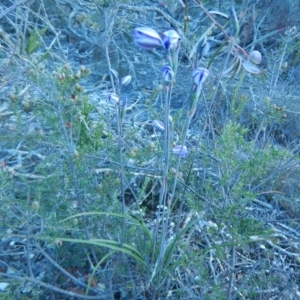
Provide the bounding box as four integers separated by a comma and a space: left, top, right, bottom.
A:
86, 250, 117, 295
246, 28, 284, 49
57, 237, 149, 268
26, 27, 47, 55
61, 211, 154, 250
189, 24, 215, 60
242, 60, 261, 74
163, 217, 199, 268
206, 41, 227, 69
38, 51, 50, 62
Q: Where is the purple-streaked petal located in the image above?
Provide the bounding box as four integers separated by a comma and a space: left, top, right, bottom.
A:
152, 120, 165, 131
161, 66, 174, 82
162, 29, 180, 50
172, 145, 189, 157
108, 93, 119, 105
133, 27, 162, 50
193, 67, 209, 86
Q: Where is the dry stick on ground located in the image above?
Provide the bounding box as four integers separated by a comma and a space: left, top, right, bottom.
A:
23, 1, 66, 62
0, 272, 107, 299
227, 244, 236, 298
0, 0, 28, 19
35, 242, 104, 295
119, 4, 182, 35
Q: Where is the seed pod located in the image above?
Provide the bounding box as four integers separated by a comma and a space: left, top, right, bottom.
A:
250, 50, 262, 65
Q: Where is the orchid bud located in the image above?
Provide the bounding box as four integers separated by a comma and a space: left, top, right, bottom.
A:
110, 68, 118, 79
193, 68, 209, 86
152, 120, 165, 131
162, 29, 180, 50
108, 93, 119, 105
249, 50, 262, 65
162, 66, 174, 82
133, 27, 162, 50
120, 75, 132, 86
172, 145, 189, 158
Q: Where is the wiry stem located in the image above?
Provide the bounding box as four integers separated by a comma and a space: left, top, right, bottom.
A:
152, 82, 172, 264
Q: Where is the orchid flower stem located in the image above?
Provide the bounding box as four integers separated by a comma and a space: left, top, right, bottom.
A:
231, 68, 246, 115
105, 45, 115, 94
151, 82, 172, 268
171, 83, 203, 232
172, 116, 191, 233
172, 43, 180, 75
184, 0, 189, 33
116, 105, 126, 247
179, 121, 208, 220
103, 17, 126, 246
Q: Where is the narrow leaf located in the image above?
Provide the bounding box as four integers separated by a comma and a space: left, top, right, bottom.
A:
242, 61, 261, 74
208, 10, 229, 19
221, 57, 238, 77
26, 27, 47, 55
246, 28, 285, 49
58, 237, 148, 267
189, 24, 215, 59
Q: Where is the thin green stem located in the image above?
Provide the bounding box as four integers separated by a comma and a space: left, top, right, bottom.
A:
184, 0, 189, 33
152, 83, 172, 265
